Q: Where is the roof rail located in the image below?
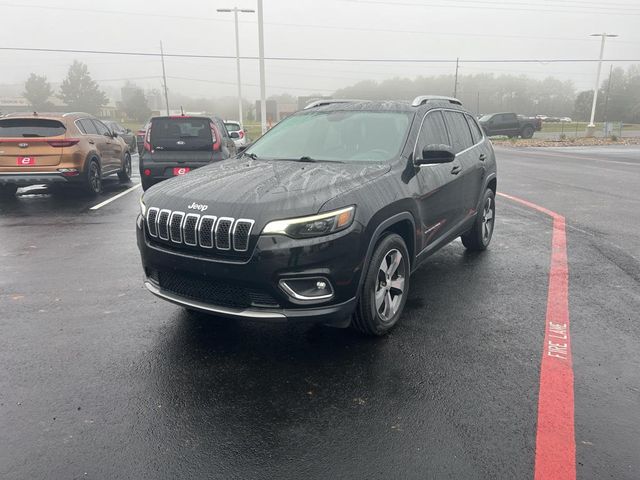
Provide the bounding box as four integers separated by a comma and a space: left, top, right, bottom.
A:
411, 95, 462, 107
303, 99, 367, 109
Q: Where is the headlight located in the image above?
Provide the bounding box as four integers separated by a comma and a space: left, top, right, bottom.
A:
139, 196, 147, 217
262, 206, 355, 239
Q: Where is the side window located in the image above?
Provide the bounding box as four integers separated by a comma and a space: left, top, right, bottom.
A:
415, 111, 450, 157
466, 115, 483, 144
442, 111, 473, 154
79, 119, 98, 135
92, 120, 110, 136
75, 120, 87, 134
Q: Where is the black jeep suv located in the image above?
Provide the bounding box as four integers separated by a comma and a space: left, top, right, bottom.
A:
137, 96, 497, 336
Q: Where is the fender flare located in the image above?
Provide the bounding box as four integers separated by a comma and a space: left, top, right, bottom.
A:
357, 211, 417, 291
82, 152, 102, 177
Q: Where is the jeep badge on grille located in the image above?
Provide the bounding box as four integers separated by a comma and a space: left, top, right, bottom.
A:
188, 203, 208, 212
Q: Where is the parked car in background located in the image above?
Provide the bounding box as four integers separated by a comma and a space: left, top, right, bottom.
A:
0, 112, 132, 197
560, 117, 573, 123
104, 120, 136, 153
478, 112, 542, 139
137, 96, 497, 336
139, 115, 237, 190
136, 121, 150, 156
224, 120, 248, 148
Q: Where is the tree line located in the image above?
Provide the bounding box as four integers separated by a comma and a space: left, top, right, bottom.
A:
332, 65, 640, 123
23, 61, 151, 121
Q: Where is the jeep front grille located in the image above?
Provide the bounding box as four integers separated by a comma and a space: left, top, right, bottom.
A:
146, 207, 255, 253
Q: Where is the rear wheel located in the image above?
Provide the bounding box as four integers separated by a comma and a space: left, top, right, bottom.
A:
521, 125, 535, 139
461, 188, 495, 251
118, 153, 132, 183
352, 233, 410, 336
84, 159, 102, 196
0, 184, 18, 198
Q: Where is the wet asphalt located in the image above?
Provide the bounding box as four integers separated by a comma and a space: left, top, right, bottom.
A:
1, 147, 639, 479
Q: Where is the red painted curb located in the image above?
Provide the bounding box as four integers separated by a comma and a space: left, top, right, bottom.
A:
497, 192, 576, 480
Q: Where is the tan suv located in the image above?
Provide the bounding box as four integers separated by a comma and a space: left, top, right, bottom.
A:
0, 112, 132, 197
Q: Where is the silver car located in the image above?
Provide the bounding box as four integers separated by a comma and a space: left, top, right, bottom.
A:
224, 121, 248, 148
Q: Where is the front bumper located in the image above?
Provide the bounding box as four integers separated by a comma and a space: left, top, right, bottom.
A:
0, 172, 69, 186
137, 216, 366, 324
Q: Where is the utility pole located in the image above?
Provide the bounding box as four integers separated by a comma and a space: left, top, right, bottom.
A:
257, 0, 267, 134
160, 41, 170, 115
453, 57, 459, 98
217, 7, 255, 124
586, 33, 617, 137
603, 64, 613, 125
476, 91, 480, 116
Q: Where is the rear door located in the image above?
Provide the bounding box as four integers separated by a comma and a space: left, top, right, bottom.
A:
92, 119, 119, 173
78, 118, 107, 167
442, 110, 479, 221
498, 113, 519, 136
0, 118, 66, 169
148, 117, 215, 168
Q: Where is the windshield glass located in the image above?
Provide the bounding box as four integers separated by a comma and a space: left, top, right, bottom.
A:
246, 110, 412, 163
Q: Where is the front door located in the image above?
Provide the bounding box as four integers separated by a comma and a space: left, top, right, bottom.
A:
414, 110, 467, 252
92, 119, 119, 173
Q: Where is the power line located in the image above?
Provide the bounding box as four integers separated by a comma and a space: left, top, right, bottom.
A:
343, 0, 640, 16
1, 47, 639, 63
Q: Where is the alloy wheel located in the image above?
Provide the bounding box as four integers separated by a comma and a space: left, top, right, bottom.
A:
375, 248, 406, 322
482, 196, 494, 243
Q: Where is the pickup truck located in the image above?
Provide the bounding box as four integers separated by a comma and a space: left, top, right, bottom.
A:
477, 112, 542, 139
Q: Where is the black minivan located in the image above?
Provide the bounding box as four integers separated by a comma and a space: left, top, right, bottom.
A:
139, 115, 237, 190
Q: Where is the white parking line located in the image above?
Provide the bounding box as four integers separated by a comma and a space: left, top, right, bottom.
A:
89, 183, 141, 210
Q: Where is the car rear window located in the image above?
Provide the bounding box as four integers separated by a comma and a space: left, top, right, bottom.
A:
0, 118, 66, 138
150, 117, 213, 151
224, 122, 241, 132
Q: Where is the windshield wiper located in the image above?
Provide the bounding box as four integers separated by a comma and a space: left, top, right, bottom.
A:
242, 152, 259, 160
294, 156, 344, 164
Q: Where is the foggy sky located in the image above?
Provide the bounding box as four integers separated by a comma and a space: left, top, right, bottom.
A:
1, 0, 639, 101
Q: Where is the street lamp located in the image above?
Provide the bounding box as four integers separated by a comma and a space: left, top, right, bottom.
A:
217, 7, 255, 125
586, 33, 618, 137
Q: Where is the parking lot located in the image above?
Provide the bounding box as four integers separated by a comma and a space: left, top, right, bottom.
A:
1, 146, 639, 479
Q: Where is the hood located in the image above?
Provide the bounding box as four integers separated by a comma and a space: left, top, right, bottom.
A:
143, 158, 390, 221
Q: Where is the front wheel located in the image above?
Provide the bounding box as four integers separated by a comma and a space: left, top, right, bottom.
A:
461, 188, 495, 251
352, 233, 410, 336
118, 153, 132, 183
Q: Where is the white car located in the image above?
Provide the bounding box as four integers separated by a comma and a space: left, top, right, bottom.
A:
560, 117, 573, 123
224, 121, 248, 148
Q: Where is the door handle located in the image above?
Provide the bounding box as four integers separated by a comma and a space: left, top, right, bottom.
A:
479, 153, 486, 161
88, 140, 95, 144
451, 165, 462, 175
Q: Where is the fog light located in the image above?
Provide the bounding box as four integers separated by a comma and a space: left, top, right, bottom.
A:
279, 277, 334, 303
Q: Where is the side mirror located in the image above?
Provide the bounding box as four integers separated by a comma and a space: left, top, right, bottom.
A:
229, 131, 240, 139
111, 131, 118, 138
416, 145, 455, 165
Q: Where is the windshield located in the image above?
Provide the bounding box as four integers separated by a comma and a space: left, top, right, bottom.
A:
246, 110, 412, 163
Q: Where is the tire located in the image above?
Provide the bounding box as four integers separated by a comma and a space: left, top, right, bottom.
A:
352, 233, 410, 336
141, 176, 155, 191
118, 153, 132, 183
0, 184, 18, 198
461, 188, 495, 251
521, 125, 535, 139
84, 159, 102, 196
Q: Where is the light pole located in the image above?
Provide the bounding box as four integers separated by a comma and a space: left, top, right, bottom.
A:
586, 33, 618, 137
217, 7, 255, 125
257, 0, 267, 134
